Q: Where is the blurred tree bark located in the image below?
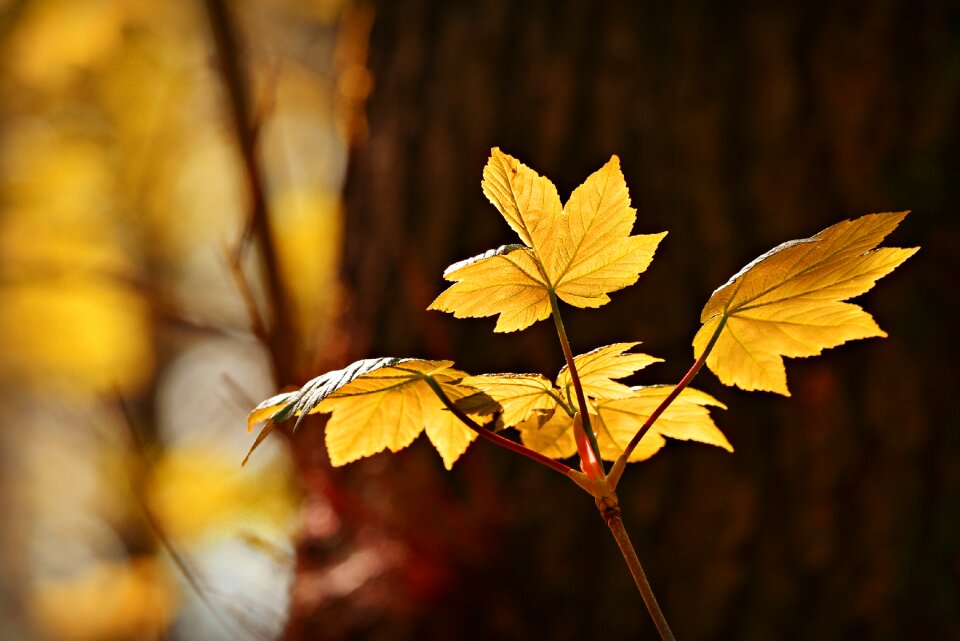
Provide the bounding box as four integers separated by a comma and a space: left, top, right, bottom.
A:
289, 1, 959, 639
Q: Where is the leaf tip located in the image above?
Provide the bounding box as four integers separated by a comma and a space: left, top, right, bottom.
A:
242, 420, 275, 466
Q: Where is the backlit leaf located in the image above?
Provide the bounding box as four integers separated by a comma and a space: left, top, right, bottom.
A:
481, 148, 562, 271
453, 390, 501, 416
556, 342, 662, 400
461, 373, 558, 427
517, 386, 727, 463
247, 357, 408, 430
430, 149, 666, 332
424, 385, 479, 470
428, 244, 552, 333
694, 212, 917, 395
592, 387, 730, 462
551, 157, 666, 308
517, 409, 578, 460
247, 358, 482, 468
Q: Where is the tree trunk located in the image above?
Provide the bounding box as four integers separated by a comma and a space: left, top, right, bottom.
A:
288, 1, 960, 639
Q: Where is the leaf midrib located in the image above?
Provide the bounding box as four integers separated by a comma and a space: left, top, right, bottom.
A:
553, 169, 614, 287
733, 248, 903, 314
720, 222, 877, 317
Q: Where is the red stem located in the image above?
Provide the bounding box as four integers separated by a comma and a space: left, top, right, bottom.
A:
425, 378, 574, 477
621, 314, 727, 462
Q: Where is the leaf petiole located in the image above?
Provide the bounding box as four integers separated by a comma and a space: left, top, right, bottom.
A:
548, 291, 605, 473
422, 376, 575, 477
546, 389, 576, 417
612, 313, 728, 485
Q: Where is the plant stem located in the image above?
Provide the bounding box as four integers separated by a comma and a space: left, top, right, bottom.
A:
548, 291, 605, 469
617, 314, 727, 468
423, 377, 574, 476
601, 503, 676, 641
546, 389, 576, 417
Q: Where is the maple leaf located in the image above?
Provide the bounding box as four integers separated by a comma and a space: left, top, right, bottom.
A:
244, 357, 405, 464
422, 383, 479, 470
464, 342, 659, 429
517, 386, 728, 463
592, 387, 730, 462
517, 409, 578, 460
694, 212, 917, 395
461, 373, 558, 427
428, 244, 552, 333
556, 342, 662, 400
429, 149, 666, 332
246, 358, 481, 469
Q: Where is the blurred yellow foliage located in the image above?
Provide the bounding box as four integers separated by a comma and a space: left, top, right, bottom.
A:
0, 127, 153, 394
2, 133, 112, 223
163, 138, 247, 254
273, 187, 342, 343
1, 0, 348, 636
0, 281, 152, 394
4, 0, 127, 91
147, 445, 297, 541
30, 556, 176, 641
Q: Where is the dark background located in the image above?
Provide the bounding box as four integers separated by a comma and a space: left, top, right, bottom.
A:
289, 1, 960, 639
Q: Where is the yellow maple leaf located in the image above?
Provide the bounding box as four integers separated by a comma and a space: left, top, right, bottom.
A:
481, 147, 562, 267
593, 387, 730, 462
429, 149, 666, 332
428, 244, 552, 332
461, 373, 558, 427
246, 358, 482, 469
556, 342, 662, 400
694, 212, 917, 395
552, 157, 665, 307
517, 386, 728, 463
466, 342, 660, 443
517, 409, 578, 460
423, 384, 478, 470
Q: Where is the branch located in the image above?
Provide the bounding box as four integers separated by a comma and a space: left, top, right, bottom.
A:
599, 499, 677, 641
203, 0, 297, 385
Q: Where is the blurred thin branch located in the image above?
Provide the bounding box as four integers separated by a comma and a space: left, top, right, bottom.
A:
116, 394, 274, 641
203, 0, 297, 386
224, 240, 271, 347
0, 0, 27, 43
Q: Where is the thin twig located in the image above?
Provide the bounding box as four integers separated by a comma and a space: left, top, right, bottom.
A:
115, 395, 270, 641
224, 242, 270, 346
599, 500, 676, 641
